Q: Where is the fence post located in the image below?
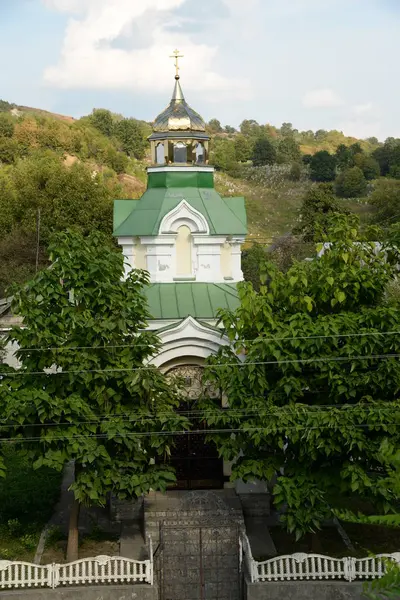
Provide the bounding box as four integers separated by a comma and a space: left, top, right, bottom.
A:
343, 557, 356, 582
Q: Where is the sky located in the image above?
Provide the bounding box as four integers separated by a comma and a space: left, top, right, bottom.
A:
0, 0, 399, 140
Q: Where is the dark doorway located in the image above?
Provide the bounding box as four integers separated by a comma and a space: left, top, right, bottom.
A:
166, 365, 224, 490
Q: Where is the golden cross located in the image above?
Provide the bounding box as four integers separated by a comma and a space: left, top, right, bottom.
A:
170, 49, 184, 78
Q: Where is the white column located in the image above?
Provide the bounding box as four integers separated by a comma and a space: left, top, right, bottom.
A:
117, 237, 135, 280
141, 236, 176, 283
231, 237, 245, 282
193, 236, 226, 282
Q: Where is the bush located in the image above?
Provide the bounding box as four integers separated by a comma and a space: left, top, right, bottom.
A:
309, 150, 337, 182
0, 447, 61, 525
335, 166, 367, 198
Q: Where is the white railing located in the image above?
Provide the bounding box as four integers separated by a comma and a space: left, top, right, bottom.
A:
0, 555, 153, 590
240, 534, 400, 583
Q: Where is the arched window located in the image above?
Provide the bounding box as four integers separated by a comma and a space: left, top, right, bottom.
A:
156, 142, 164, 164
176, 225, 192, 276
195, 142, 205, 164
174, 142, 187, 164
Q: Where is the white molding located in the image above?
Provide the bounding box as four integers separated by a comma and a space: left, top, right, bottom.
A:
159, 200, 209, 235
148, 166, 214, 174
193, 236, 226, 245
140, 235, 175, 245
149, 316, 229, 368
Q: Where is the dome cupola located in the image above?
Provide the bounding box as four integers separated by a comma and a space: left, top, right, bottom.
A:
148, 50, 210, 166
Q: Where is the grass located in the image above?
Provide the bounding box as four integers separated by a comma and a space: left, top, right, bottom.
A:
214, 170, 311, 243
0, 446, 62, 561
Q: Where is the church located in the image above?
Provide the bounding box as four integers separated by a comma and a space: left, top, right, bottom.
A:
113, 54, 248, 491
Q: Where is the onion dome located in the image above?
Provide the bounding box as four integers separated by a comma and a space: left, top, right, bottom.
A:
153, 76, 205, 133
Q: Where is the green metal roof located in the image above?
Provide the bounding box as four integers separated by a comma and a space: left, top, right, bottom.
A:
145, 282, 240, 319
113, 188, 247, 237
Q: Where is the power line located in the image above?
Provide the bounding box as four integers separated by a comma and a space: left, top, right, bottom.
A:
10, 329, 400, 354
0, 422, 399, 444
1, 404, 398, 430
2, 352, 400, 377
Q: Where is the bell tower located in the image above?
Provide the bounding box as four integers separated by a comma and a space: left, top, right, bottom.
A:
148, 50, 210, 167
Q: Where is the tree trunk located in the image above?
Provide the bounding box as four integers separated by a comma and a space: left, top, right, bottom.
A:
66, 497, 80, 562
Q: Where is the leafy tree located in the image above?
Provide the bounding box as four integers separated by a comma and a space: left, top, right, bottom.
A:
202, 214, 400, 539
355, 155, 381, 181
0, 114, 15, 138
0, 99, 15, 112
89, 109, 114, 137
309, 150, 337, 182
207, 118, 223, 134
239, 119, 263, 139
289, 162, 302, 181
335, 144, 352, 170
114, 118, 150, 160
252, 137, 277, 167
234, 135, 252, 162
369, 179, 400, 224
241, 243, 269, 291
210, 138, 237, 172
280, 122, 294, 137
335, 166, 367, 198
294, 183, 349, 241
277, 137, 301, 164
0, 231, 186, 560
224, 125, 236, 134
0, 136, 20, 164
373, 138, 400, 176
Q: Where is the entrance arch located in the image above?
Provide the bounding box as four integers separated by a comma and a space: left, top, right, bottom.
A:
166, 362, 223, 490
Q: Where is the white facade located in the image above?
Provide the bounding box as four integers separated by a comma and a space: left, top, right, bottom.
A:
118, 199, 245, 284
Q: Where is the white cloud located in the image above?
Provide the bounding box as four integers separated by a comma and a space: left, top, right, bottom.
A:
41, 0, 250, 99
302, 88, 343, 109
353, 102, 374, 115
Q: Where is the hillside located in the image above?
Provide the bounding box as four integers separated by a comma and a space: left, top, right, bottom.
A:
1, 99, 398, 296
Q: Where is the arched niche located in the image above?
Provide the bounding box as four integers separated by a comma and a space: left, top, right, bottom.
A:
176, 225, 192, 276
195, 142, 205, 164
173, 142, 187, 164
156, 142, 165, 164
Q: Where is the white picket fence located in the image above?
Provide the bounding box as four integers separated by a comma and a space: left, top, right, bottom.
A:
241, 534, 400, 583
0, 555, 153, 590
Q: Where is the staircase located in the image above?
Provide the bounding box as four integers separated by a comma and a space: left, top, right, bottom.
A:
145, 490, 245, 600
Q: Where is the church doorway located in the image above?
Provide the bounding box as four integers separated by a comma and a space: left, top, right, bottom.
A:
166, 364, 224, 490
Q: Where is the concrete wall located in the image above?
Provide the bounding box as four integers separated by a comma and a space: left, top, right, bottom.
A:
246, 580, 365, 600
1, 585, 158, 600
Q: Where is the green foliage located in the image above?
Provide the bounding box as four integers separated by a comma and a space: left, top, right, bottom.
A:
294, 183, 350, 241
364, 563, 400, 598
277, 137, 301, 164
0, 99, 15, 112
309, 150, 337, 182
0, 231, 187, 508
0, 446, 61, 525
252, 137, 277, 167
289, 162, 302, 181
335, 166, 367, 198
373, 138, 400, 177
0, 114, 15, 138
207, 118, 223, 134
210, 138, 237, 172
370, 179, 400, 224
241, 243, 269, 291
114, 118, 150, 160
89, 109, 114, 137
356, 155, 381, 181
234, 135, 252, 162
202, 214, 400, 540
